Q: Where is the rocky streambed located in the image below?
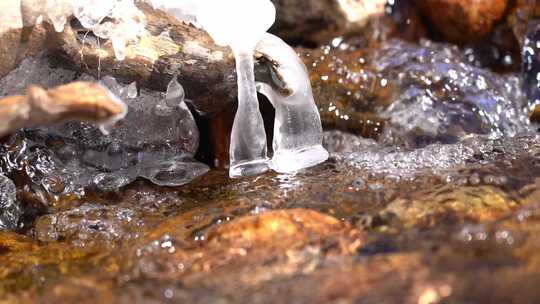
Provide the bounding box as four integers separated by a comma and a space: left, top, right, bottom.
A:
1, 0, 540, 303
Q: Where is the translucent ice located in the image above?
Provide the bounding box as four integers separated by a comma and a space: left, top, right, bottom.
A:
75, 0, 145, 61
0, 56, 78, 97
0, 175, 21, 231
72, 0, 115, 29
45, 0, 73, 32
256, 33, 329, 173
197, 0, 276, 178
20, 0, 74, 31
48, 75, 209, 190
0, 57, 208, 194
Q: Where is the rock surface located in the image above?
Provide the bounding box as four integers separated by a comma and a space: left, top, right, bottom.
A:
417, 0, 509, 44
305, 38, 532, 146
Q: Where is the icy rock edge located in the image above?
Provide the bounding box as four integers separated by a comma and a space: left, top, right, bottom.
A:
0, 55, 209, 191
21, 0, 145, 61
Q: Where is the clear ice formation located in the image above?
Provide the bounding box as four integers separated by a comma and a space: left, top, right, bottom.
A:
19, 0, 329, 177
0, 57, 208, 193
197, 0, 276, 178
194, 0, 328, 176
256, 33, 329, 173
48, 75, 209, 190
21, 0, 145, 61
0, 175, 21, 231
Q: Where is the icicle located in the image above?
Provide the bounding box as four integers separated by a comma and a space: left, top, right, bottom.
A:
256, 33, 329, 173
46, 0, 72, 32
197, 0, 276, 178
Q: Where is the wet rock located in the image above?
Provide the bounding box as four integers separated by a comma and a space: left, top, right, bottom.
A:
383, 185, 519, 228
417, 0, 509, 44
132, 209, 363, 273
271, 0, 384, 45
5, 2, 540, 303
306, 38, 531, 147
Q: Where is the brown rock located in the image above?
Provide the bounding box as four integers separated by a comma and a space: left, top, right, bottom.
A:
271, 0, 426, 45
507, 0, 539, 47
418, 0, 509, 43
48, 3, 236, 117
271, 0, 385, 44
206, 209, 362, 249
382, 186, 519, 228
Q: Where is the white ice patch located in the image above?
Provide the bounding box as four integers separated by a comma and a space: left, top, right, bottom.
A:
21, 0, 145, 61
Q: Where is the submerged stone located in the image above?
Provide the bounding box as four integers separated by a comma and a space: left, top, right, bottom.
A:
307, 38, 533, 148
